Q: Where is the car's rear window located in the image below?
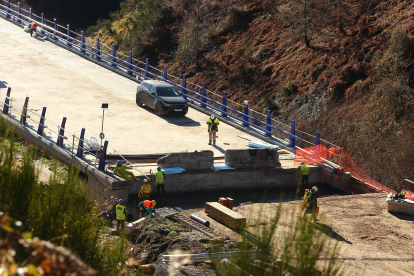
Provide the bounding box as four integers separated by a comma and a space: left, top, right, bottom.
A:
157, 87, 181, 97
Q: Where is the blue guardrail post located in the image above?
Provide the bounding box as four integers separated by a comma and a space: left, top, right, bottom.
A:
316, 131, 320, 146
53, 18, 57, 40
76, 128, 85, 158
41, 13, 45, 35
67, 24, 71, 47
17, 2, 21, 22
266, 110, 272, 137
145, 58, 149, 78
81, 31, 85, 53
128, 51, 133, 75
29, 7, 32, 19
222, 91, 227, 117
289, 120, 296, 148
201, 82, 207, 108
3, 87, 11, 115
111, 44, 116, 67
98, 140, 108, 171
37, 107, 47, 136
96, 37, 101, 60
182, 74, 187, 99
56, 117, 66, 147
6, 0, 10, 18
20, 96, 29, 125
163, 66, 167, 80
243, 101, 249, 127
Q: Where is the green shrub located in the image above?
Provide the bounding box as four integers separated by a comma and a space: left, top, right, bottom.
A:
0, 117, 129, 276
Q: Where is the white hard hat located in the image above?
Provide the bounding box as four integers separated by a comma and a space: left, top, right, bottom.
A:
144, 179, 148, 183
311, 186, 318, 192
211, 114, 216, 119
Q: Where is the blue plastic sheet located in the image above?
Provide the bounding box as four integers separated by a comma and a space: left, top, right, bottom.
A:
246, 141, 278, 149
161, 167, 185, 174
210, 165, 235, 170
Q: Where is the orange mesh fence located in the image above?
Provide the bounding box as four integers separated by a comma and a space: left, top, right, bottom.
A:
406, 191, 414, 200
295, 145, 396, 194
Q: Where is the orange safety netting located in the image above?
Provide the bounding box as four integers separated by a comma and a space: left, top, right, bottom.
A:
405, 191, 414, 200
295, 145, 396, 194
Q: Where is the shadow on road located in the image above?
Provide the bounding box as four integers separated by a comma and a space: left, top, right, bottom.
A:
212, 144, 226, 154
314, 222, 352, 244
389, 212, 414, 222
0, 81, 7, 88
138, 105, 201, 126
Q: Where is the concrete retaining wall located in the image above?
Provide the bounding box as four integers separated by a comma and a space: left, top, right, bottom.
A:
157, 150, 214, 170
319, 160, 376, 193
113, 166, 320, 194
225, 149, 281, 169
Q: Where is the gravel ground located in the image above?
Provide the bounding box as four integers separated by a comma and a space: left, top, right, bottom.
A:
186, 193, 414, 276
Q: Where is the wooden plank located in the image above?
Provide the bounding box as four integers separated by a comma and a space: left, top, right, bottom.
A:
387, 201, 414, 216
404, 179, 414, 192
205, 202, 246, 229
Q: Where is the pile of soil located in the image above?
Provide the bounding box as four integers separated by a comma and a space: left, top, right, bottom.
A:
128, 216, 238, 275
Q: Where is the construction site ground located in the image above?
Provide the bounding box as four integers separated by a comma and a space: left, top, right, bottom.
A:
180, 193, 414, 276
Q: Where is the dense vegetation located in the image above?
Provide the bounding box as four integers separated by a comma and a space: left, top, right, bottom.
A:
86, 0, 414, 191
0, 118, 128, 275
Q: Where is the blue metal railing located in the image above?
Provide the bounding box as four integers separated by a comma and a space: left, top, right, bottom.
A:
0, 1, 330, 147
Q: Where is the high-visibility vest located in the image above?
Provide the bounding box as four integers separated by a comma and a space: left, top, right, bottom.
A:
115, 165, 127, 176
156, 171, 165, 185
141, 184, 152, 195
143, 200, 153, 209
305, 192, 312, 207
31, 23, 36, 29
116, 204, 125, 220
207, 118, 219, 132
299, 164, 310, 175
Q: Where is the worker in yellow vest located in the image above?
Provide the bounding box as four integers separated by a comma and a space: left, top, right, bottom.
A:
304, 186, 318, 218
115, 199, 126, 234
139, 178, 152, 201
156, 167, 166, 202
207, 114, 219, 145
297, 162, 311, 188
114, 160, 137, 180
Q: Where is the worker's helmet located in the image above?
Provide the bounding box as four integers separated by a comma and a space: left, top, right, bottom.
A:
300, 162, 304, 165
119, 199, 123, 204
152, 200, 156, 206
311, 186, 318, 193
157, 167, 161, 171
117, 160, 122, 166
144, 179, 148, 183
211, 114, 216, 119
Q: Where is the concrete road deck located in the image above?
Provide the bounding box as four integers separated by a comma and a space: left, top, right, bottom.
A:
0, 18, 272, 157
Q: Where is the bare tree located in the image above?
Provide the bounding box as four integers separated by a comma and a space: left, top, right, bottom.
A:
175, 0, 215, 63
279, 0, 332, 47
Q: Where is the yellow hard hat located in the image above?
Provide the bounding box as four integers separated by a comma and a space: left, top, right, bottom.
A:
152, 200, 156, 206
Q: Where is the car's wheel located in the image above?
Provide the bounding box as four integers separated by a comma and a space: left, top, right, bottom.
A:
155, 104, 163, 116
136, 94, 143, 106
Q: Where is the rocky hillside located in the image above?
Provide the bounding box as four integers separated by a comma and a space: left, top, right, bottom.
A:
87, 0, 414, 190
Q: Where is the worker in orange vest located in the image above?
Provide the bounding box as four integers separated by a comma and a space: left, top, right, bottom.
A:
30, 22, 37, 37
138, 200, 156, 218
